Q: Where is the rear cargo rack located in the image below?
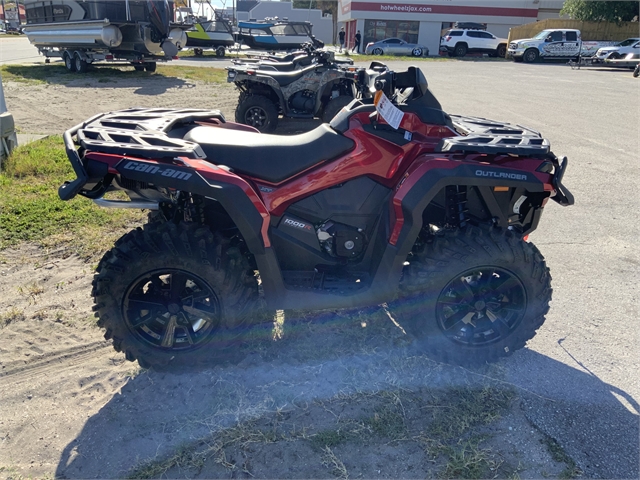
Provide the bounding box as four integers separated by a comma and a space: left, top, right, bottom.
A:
75, 108, 226, 159
440, 115, 550, 156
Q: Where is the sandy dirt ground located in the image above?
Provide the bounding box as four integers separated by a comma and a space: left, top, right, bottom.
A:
1, 74, 568, 479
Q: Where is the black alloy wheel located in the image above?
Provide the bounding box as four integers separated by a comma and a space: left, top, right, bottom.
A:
123, 269, 220, 351
454, 43, 468, 57
235, 95, 278, 132
436, 267, 526, 347
393, 225, 552, 366
94, 222, 260, 368
523, 48, 539, 63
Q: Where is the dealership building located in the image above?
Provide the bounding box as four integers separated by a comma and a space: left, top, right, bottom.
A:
337, 0, 564, 53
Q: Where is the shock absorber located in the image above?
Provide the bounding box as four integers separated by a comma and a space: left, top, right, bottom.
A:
445, 185, 468, 228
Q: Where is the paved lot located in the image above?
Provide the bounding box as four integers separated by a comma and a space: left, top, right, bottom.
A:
2, 37, 638, 477
419, 60, 639, 479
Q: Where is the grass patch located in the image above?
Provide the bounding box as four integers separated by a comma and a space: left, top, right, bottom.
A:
439, 437, 504, 479
0, 307, 25, 328
542, 435, 581, 479
126, 384, 522, 479
425, 386, 515, 442
363, 403, 407, 439
0, 136, 145, 258
311, 429, 350, 449
0, 64, 227, 85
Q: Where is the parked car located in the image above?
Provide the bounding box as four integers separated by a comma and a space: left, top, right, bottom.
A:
603, 52, 640, 69
508, 29, 614, 63
592, 37, 640, 63
440, 28, 507, 57
365, 38, 428, 57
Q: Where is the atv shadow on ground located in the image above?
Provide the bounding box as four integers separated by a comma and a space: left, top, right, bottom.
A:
54, 306, 639, 479
2, 65, 194, 95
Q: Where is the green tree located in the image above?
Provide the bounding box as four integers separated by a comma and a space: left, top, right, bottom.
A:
284, 0, 338, 44
560, 0, 639, 24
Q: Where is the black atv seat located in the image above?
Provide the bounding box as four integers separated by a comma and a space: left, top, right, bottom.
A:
265, 65, 317, 86
184, 124, 355, 184
257, 61, 297, 72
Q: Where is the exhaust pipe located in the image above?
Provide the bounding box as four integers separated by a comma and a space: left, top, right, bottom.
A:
93, 198, 159, 210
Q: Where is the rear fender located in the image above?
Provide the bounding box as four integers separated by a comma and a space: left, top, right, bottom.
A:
84, 153, 272, 254
242, 77, 286, 112
389, 155, 555, 252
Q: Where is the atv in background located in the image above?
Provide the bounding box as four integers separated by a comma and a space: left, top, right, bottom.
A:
227, 51, 384, 131
58, 66, 573, 369
231, 42, 349, 72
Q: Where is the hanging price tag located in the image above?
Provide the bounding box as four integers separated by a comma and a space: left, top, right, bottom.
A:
374, 91, 404, 130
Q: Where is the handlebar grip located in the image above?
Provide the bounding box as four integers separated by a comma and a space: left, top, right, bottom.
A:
374, 79, 386, 91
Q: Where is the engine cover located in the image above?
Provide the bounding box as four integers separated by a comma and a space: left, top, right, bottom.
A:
289, 90, 316, 113
318, 221, 364, 258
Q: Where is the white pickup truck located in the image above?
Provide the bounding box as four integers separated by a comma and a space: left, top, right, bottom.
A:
508, 29, 614, 63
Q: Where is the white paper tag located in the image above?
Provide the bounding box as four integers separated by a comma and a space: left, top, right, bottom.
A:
374, 91, 404, 130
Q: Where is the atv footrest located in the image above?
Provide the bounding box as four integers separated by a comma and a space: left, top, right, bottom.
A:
282, 271, 369, 294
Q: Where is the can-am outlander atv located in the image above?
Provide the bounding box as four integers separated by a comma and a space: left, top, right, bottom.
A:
59, 66, 573, 369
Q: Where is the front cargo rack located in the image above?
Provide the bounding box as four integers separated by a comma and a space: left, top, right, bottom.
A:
74, 108, 226, 159
439, 115, 550, 156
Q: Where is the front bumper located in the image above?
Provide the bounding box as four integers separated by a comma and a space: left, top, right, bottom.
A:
507, 48, 525, 58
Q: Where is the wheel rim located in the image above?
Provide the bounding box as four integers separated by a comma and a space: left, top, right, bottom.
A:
373, 48, 382, 55
245, 105, 268, 128
123, 269, 220, 351
436, 267, 526, 347
412, 48, 422, 56
65, 55, 72, 70
525, 50, 536, 62
456, 46, 465, 56
75, 56, 82, 71
498, 46, 506, 57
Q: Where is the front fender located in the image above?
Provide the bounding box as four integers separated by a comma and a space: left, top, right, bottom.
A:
389, 156, 552, 250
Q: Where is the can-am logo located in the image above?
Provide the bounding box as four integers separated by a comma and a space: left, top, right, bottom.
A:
123, 161, 192, 181
283, 218, 312, 231
475, 170, 528, 181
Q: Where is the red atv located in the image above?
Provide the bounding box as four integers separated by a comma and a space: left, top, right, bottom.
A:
59, 67, 573, 368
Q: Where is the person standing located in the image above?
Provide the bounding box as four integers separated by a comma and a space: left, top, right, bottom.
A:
338, 27, 345, 53
354, 30, 362, 54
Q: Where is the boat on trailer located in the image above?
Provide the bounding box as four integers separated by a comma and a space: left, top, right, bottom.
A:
176, 5, 234, 57
22, 0, 189, 72
237, 18, 322, 51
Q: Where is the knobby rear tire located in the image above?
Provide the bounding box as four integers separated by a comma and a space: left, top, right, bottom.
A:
235, 95, 279, 133
92, 222, 259, 369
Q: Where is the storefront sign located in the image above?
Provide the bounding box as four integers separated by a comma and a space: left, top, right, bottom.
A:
350, 2, 538, 17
